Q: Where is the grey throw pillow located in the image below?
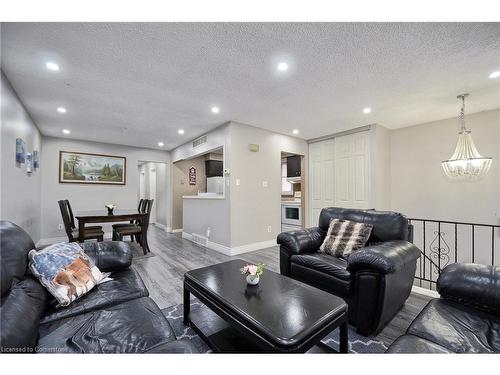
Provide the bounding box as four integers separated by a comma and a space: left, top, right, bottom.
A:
319, 219, 373, 257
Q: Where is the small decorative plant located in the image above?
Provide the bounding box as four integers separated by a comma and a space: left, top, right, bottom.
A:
240, 262, 265, 285
105, 204, 116, 215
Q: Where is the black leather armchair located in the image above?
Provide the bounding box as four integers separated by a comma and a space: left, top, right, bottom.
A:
387, 263, 500, 353
0, 220, 197, 354
278, 207, 420, 336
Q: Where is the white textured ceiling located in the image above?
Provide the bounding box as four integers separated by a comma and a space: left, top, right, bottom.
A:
1, 23, 499, 150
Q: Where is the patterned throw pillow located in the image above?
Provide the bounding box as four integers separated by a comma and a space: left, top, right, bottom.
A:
319, 219, 373, 258
29, 242, 111, 306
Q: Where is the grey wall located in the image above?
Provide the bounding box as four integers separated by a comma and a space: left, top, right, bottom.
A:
390, 109, 500, 224
229, 122, 308, 247
0, 72, 42, 242
41, 136, 170, 239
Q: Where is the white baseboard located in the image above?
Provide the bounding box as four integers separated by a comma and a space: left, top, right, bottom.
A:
182, 232, 277, 256
172, 228, 183, 233
230, 240, 278, 255
153, 222, 171, 232
411, 285, 439, 298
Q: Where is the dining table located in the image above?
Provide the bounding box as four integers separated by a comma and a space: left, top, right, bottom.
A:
75, 209, 150, 254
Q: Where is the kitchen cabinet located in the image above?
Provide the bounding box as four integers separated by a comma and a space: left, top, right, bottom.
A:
286, 155, 301, 177
205, 160, 223, 177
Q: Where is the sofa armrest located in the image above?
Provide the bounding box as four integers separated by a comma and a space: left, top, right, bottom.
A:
347, 240, 420, 275
277, 227, 325, 256
437, 263, 500, 315
82, 241, 132, 272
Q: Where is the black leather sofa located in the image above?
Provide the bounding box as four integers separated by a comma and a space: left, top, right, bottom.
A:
0, 220, 197, 354
277, 207, 420, 336
387, 263, 500, 353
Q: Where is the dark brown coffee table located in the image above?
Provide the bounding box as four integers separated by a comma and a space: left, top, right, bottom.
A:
183, 259, 348, 353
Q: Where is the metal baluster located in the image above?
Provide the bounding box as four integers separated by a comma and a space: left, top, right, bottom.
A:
423, 221, 426, 286
492, 226, 495, 266
438, 221, 441, 274
454, 223, 458, 263
472, 225, 475, 263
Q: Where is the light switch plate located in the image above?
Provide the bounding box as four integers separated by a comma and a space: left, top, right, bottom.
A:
236, 178, 241, 186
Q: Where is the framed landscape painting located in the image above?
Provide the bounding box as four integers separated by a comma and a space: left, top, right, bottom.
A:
59, 151, 126, 185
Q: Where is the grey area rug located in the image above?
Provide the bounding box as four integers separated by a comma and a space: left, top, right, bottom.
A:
161, 300, 388, 354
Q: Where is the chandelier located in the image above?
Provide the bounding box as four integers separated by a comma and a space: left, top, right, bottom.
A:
441, 94, 492, 181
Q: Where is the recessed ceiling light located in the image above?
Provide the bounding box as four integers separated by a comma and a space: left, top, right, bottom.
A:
178, 129, 185, 135
363, 107, 372, 114
62, 129, 70, 134
157, 141, 164, 147
277, 62, 289, 72
489, 71, 500, 79
57, 107, 67, 113
211, 106, 220, 114
46, 62, 59, 71
292, 129, 299, 135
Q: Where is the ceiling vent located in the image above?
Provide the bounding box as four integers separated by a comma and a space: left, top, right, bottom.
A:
193, 136, 207, 148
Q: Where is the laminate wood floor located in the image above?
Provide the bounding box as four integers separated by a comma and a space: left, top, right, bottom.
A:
133, 225, 431, 346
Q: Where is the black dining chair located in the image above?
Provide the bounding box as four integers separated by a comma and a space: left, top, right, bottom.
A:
113, 199, 153, 254
112, 199, 145, 236
58, 200, 104, 242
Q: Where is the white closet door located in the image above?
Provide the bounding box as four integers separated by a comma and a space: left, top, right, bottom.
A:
309, 139, 334, 226
334, 132, 370, 209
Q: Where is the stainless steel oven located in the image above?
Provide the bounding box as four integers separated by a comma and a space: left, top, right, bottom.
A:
281, 203, 301, 226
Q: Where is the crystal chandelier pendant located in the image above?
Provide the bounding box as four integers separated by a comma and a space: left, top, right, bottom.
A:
441, 94, 492, 181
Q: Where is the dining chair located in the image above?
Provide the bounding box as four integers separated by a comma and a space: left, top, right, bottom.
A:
113, 199, 153, 254
65, 199, 102, 232
111, 199, 145, 238
58, 200, 104, 242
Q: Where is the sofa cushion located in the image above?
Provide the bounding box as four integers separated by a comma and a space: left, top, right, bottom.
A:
0, 277, 48, 353
40, 267, 148, 324
407, 299, 500, 353
386, 334, 453, 353
37, 297, 175, 353
291, 254, 351, 281
0, 221, 35, 296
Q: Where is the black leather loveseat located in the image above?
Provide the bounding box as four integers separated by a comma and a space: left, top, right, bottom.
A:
277, 207, 420, 336
387, 263, 500, 353
0, 220, 197, 353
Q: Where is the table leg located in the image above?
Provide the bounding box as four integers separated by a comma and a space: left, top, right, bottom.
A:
183, 282, 190, 325
78, 219, 85, 243
339, 321, 348, 353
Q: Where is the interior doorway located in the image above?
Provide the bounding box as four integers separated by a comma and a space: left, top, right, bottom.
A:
280, 152, 305, 233
148, 166, 157, 224
137, 161, 168, 230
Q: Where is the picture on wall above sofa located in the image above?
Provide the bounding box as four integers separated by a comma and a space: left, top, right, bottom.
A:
59, 151, 126, 185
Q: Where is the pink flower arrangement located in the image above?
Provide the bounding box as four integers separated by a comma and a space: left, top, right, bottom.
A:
240, 262, 264, 277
